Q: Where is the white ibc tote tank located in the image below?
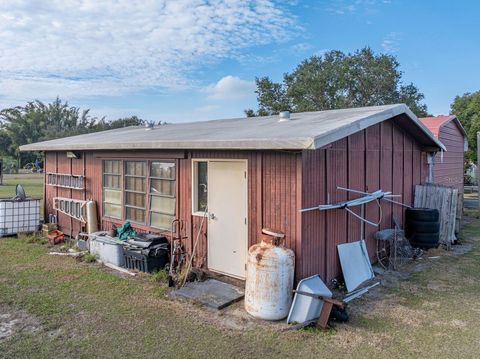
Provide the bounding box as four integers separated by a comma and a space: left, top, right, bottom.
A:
245, 228, 295, 320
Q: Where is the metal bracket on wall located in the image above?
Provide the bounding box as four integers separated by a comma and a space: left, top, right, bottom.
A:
53, 197, 87, 223
47, 173, 85, 190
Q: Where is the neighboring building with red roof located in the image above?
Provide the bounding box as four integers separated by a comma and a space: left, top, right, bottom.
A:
420, 115, 467, 231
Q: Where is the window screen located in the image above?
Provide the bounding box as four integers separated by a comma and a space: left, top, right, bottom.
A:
149, 161, 176, 229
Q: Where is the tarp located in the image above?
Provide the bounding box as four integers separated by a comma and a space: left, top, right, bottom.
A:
117, 221, 136, 241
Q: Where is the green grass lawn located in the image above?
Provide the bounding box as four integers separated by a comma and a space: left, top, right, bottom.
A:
0, 173, 43, 199
1, 212, 480, 358
0, 173, 44, 216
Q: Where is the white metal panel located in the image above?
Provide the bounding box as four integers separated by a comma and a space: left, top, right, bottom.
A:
337, 240, 375, 293
207, 161, 247, 279
287, 275, 332, 324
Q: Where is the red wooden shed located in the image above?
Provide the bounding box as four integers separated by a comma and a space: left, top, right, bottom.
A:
419, 115, 467, 229
21, 104, 444, 283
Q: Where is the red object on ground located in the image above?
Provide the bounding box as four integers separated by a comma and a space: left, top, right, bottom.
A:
47, 230, 65, 245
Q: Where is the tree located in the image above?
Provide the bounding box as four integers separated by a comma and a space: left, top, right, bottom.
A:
246, 47, 429, 117
451, 91, 480, 164
252, 77, 291, 116
0, 98, 144, 166
95, 115, 145, 131
398, 83, 428, 117
0, 99, 97, 162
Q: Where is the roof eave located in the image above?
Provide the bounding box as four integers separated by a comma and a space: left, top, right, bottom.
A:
401, 106, 447, 151
19, 139, 314, 152
312, 104, 446, 152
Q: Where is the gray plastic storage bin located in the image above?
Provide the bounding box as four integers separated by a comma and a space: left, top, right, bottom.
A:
89, 231, 125, 267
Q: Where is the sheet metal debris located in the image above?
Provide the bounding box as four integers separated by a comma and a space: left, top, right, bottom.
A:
337, 240, 375, 293
287, 275, 332, 324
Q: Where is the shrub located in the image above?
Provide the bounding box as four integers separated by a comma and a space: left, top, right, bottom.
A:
83, 253, 97, 263
151, 269, 169, 283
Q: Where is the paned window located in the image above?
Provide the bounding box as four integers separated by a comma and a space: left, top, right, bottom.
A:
193, 161, 208, 213
150, 162, 176, 229
103, 160, 122, 219
102, 159, 177, 228
124, 161, 147, 223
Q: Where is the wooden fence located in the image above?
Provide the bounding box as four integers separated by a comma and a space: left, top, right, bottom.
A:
414, 184, 458, 248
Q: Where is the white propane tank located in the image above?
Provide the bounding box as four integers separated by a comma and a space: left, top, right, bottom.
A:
245, 228, 295, 320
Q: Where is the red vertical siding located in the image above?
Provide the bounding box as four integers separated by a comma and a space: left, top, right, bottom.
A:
392, 124, 405, 227
42, 116, 431, 284
347, 132, 366, 242
302, 118, 428, 283
44, 152, 90, 237
434, 121, 465, 226
434, 121, 465, 195
301, 150, 327, 279
55, 154, 73, 236
44, 152, 57, 220
380, 122, 393, 229
325, 139, 348, 281
365, 125, 381, 257
43, 149, 302, 278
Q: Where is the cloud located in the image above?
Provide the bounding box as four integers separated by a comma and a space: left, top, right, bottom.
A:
195, 104, 221, 112
325, 0, 390, 16
203, 76, 255, 100
381, 32, 402, 53
290, 42, 313, 53
0, 1, 295, 103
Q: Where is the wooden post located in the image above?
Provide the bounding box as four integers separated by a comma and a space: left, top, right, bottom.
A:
316, 297, 344, 329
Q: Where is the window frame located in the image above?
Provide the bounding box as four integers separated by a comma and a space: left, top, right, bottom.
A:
102, 160, 123, 220
192, 160, 209, 216
124, 160, 148, 224
149, 161, 177, 230
101, 158, 177, 229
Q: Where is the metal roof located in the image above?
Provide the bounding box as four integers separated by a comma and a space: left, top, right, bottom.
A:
419, 115, 467, 138
20, 104, 445, 152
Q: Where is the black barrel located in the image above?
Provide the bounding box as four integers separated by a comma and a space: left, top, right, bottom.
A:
405, 208, 440, 249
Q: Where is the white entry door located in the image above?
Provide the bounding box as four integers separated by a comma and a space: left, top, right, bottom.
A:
207, 161, 248, 279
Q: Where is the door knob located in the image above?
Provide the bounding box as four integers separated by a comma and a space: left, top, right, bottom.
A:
209, 213, 216, 220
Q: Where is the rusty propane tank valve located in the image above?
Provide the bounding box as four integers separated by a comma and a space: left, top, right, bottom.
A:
261, 228, 285, 246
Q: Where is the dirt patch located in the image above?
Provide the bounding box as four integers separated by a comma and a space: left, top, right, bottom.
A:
165, 294, 285, 331
164, 240, 475, 332
0, 304, 42, 341
333, 327, 393, 351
